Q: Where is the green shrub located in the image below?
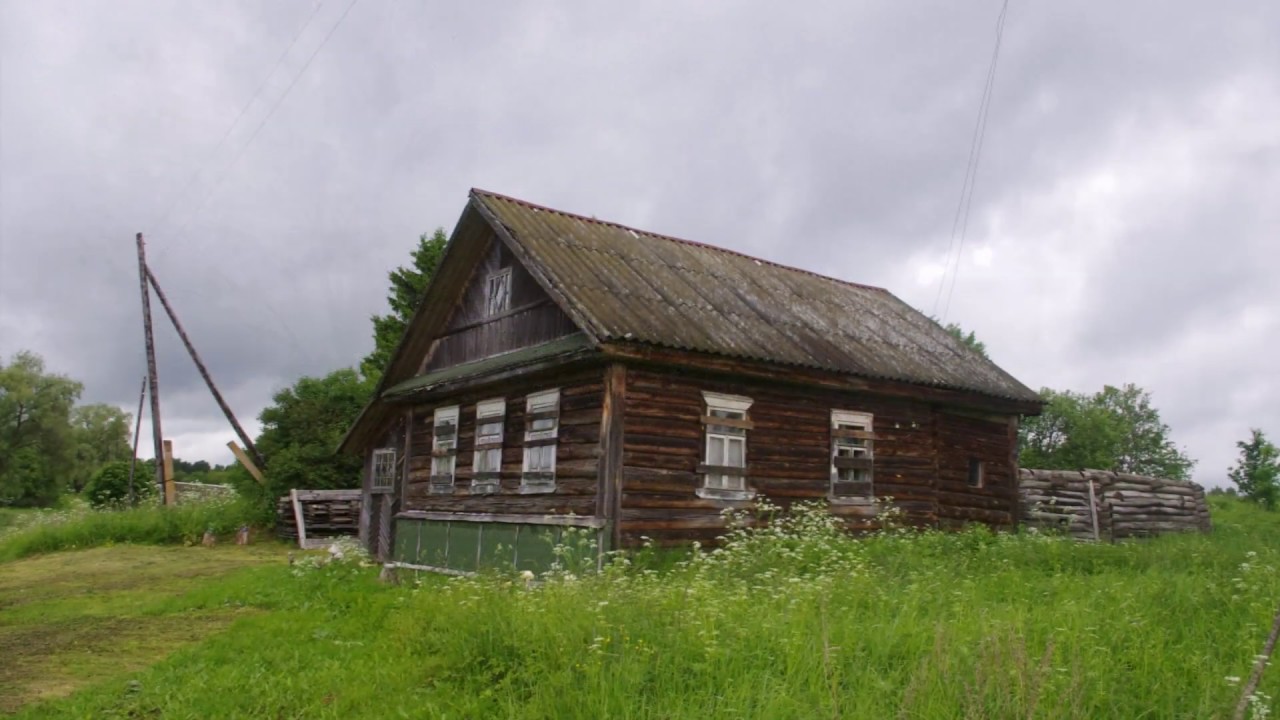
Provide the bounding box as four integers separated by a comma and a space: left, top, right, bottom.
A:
83, 460, 158, 508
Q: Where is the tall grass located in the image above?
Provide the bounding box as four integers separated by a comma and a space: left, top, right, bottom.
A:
12, 496, 1280, 719
0, 497, 265, 562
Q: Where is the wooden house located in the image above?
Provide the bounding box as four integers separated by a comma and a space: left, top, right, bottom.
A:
340, 190, 1043, 571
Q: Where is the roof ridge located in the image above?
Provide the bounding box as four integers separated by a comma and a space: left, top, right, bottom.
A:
469, 188, 888, 294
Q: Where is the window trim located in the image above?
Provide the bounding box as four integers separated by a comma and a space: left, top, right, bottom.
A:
471, 398, 505, 494
428, 406, 459, 495
520, 389, 560, 494
830, 410, 874, 504
371, 447, 397, 494
485, 268, 512, 317
696, 392, 755, 501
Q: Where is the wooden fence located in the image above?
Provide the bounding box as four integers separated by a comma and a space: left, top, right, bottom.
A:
173, 481, 235, 503
275, 489, 361, 548
1018, 469, 1211, 541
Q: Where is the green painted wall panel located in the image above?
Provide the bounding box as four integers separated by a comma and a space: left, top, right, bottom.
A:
419, 521, 450, 567
393, 519, 414, 563
480, 524, 518, 571
447, 522, 482, 573
515, 525, 560, 573
392, 518, 599, 575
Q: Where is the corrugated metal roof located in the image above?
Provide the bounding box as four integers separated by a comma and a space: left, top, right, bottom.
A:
472, 190, 1041, 404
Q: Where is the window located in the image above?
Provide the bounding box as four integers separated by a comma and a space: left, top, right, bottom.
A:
830, 411, 874, 501
428, 406, 459, 494
697, 392, 754, 500
521, 389, 560, 493
968, 458, 985, 488
471, 398, 505, 494
486, 268, 511, 316
371, 448, 397, 493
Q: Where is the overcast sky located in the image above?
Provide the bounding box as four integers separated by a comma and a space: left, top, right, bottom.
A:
1, 1, 1276, 487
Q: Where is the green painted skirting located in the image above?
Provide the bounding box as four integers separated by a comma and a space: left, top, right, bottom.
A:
393, 517, 603, 574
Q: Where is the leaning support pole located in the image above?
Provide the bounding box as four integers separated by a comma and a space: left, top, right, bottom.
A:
227, 441, 266, 486
145, 265, 266, 469
127, 376, 146, 505
136, 233, 166, 502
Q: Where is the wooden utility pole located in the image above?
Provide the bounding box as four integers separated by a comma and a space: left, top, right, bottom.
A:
127, 376, 146, 505
145, 266, 266, 469
162, 439, 177, 506
136, 233, 166, 502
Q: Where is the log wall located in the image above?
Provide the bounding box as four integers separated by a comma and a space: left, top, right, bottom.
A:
402, 371, 603, 517
617, 368, 1019, 547
1018, 469, 1211, 540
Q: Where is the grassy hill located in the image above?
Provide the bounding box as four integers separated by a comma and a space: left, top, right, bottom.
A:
2, 496, 1277, 718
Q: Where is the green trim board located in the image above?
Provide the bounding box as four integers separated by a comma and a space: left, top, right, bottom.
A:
383, 334, 595, 399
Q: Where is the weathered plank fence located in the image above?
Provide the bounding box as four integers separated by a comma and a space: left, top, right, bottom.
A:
1019, 469, 1211, 541
276, 489, 361, 547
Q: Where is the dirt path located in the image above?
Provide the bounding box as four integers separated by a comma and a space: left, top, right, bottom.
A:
0, 543, 288, 713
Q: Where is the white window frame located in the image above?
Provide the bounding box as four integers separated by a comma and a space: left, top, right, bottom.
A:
521, 389, 560, 494
830, 410, 874, 503
697, 391, 754, 500
471, 398, 505, 494
486, 268, 512, 317
371, 448, 397, 493
428, 406, 459, 494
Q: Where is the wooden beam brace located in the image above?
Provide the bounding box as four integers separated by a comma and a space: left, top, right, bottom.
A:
227, 441, 266, 485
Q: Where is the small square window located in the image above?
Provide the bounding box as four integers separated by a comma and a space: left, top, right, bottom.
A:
968, 458, 985, 488
486, 269, 511, 316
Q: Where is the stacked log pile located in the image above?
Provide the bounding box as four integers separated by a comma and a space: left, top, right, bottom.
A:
276, 489, 362, 543
1018, 469, 1211, 541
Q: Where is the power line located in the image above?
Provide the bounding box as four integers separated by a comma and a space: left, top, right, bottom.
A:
152, 1, 329, 235
932, 0, 1011, 321
160, 0, 362, 255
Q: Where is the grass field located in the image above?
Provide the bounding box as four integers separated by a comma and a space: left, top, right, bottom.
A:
3, 496, 1278, 718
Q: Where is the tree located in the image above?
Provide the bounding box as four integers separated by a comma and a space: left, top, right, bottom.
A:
1019, 383, 1195, 481
243, 368, 373, 509
1228, 429, 1279, 510
0, 351, 82, 506
1092, 384, 1195, 480
942, 322, 988, 359
69, 403, 132, 493
1019, 388, 1123, 471
84, 459, 157, 508
360, 228, 448, 382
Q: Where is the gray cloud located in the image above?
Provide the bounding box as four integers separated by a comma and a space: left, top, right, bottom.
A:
2, 0, 1277, 485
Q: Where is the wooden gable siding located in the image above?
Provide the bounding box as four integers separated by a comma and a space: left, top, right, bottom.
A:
617, 367, 1017, 547
424, 235, 580, 373
403, 371, 603, 516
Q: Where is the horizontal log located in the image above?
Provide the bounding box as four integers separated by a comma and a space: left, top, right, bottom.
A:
700, 415, 755, 430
